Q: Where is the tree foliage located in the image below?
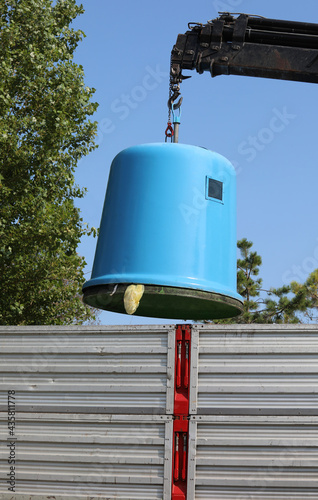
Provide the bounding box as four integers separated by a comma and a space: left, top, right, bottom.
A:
0, 0, 99, 324
216, 238, 318, 324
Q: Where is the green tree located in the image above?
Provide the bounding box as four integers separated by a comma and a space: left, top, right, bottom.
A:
290, 269, 318, 323
216, 239, 315, 324
0, 0, 99, 324
236, 238, 263, 322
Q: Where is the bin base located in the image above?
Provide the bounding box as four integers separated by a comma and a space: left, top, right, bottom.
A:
83, 284, 243, 320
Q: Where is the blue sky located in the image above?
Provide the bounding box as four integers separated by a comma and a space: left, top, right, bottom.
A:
72, 0, 318, 325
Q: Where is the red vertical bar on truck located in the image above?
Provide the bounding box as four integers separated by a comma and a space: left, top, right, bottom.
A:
172, 325, 191, 500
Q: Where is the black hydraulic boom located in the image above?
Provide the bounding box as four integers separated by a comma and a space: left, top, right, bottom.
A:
170, 13, 318, 86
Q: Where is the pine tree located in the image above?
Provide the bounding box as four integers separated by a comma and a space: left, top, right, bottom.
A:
215, 239, 316, 324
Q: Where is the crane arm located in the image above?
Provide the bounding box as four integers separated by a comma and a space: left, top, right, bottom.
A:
170, 13, 318, 86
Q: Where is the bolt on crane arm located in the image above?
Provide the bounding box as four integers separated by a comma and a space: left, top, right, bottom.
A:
170, 13, 318, 85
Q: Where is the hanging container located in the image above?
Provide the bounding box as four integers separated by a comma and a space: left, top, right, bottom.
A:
82, 143, 243, 320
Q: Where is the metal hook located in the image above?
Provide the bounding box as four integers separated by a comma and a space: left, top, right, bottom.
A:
168, 95, 183, 110
167, 87, 183, 110
167, 81, 183, 111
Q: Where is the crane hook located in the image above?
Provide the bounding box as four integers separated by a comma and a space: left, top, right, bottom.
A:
167, 89, 183, 110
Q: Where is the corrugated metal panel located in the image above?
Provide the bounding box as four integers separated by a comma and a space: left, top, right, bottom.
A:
190, 324, 318, 415
3, 323, 318, 500
0, 412, 173, 499
188, 326, 318, 499
188, 415, 318, 499
0, 325, 175, 414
